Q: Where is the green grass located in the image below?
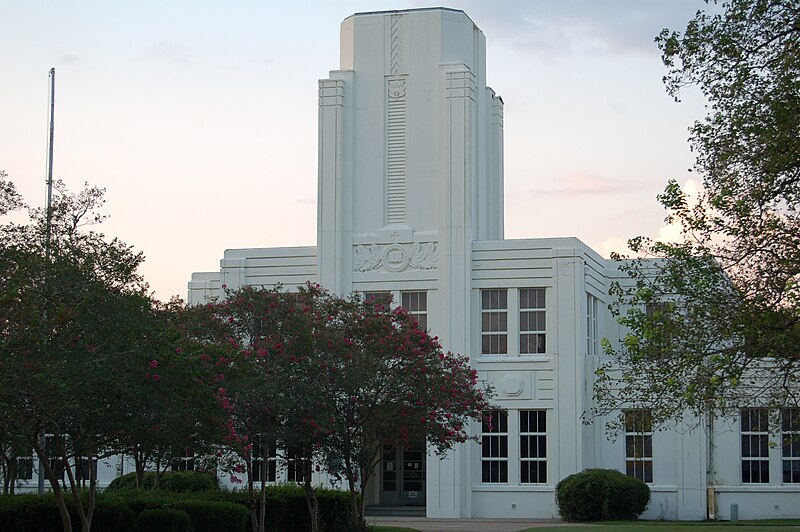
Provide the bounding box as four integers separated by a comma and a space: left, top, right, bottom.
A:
519, 519, 800, 532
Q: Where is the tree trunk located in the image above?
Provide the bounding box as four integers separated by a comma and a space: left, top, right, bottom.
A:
33, 437, 72, 532
258, 455, 267, 532
300, 459, 319, 532
134, 450, 145, 488
247, 458, 258, 532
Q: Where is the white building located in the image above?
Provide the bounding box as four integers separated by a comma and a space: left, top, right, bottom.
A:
11, 7, 793, 521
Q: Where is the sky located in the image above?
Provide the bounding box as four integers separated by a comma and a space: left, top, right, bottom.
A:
0, 0, 709, 301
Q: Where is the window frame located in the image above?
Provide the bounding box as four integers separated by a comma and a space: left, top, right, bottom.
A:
481, 410, 509, 483
519, 410, 547, 484
782, 407, 800, 484
481, 289, 508, 355
741, 408, 770, 484
519, 288, 546, 354
624, 409, 654, 484
401, 291, 427, 331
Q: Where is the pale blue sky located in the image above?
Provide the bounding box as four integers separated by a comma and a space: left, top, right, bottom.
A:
0, 1, 707, 300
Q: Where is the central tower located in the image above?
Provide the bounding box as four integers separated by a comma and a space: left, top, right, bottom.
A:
316, 8, 504, 294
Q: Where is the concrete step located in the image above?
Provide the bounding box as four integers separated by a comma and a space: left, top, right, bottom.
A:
366, 505, 427, 517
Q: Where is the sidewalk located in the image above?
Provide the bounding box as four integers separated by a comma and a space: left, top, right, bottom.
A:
368, 516, 589, 531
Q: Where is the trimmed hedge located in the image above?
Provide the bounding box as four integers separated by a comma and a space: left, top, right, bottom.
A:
0, 485, 352, 532
555, 468, 650, 521
134, 508, 193, 532
107, 471, 219, 493
172, 500, 248, 532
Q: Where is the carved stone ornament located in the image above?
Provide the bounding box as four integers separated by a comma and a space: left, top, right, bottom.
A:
387, 79, 406, 100
353, 242, 438, 272
501, 375, 523, 397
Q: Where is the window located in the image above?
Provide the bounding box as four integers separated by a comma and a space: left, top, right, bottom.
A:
624, 410, 653, 483
519, 288, 545, 354
586, 294, 599, 356
401, 291, 427, 330
481, 410, 508, 483
252, 440, 277, 483
172, 448, 196, 472
782, 408, 800, 484
74, 457, 98, 481
363, 291, 391, 310
286, 448, 304, 483
481, 289, 507, 355
742, 408, 770, 483
520, 410, 547, 483
16, 457, 33, 481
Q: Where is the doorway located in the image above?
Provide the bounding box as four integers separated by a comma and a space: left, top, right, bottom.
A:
379, 444, 425, 506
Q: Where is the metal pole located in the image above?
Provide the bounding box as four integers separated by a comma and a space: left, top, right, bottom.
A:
38, 67, 55, 496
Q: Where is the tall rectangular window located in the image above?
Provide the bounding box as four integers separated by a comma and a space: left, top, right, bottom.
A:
252, 440, 277, 483
286, 448, 304, 483
520, 410, 547, 484
586, 294, 599, 356
481, 289, 507, 355
16, 457, 33, 481
481, 410, 508, 483
741, 408, 770, 483
401, 291, 427, 330
782, 408, 800, 484
624, 409, 653, 483
363, 291, 392, 310
519, 288, 545, 354
172, 448, 196, 472
75, 457, 98, 481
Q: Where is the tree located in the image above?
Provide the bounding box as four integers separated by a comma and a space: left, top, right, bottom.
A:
0, 176, 177, 532
205, 284, 492, 532
308, 289, 491, 531
594, 0, 800, 429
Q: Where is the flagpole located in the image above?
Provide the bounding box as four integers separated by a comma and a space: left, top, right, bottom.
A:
38, 66, 55, 496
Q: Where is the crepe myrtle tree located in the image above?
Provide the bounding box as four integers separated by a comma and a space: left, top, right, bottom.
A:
309, 288, 494, 531
199, 285, 318, 532
203, 284, 493, 532
595, 0, 800, 430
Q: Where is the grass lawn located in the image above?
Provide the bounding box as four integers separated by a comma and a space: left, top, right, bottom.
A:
519, 519, 800, 532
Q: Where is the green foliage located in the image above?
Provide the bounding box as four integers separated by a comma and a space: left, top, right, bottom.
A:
158, 471, 219, 493
171, 500, 248, 532
555, 469, 650, 521
134, 508, 193, 532
597, 0, 800, 427
107, 471, 219, 493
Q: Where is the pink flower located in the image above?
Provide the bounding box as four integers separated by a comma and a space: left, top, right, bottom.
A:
151, 374, 160, 381
149, 359, 158, 369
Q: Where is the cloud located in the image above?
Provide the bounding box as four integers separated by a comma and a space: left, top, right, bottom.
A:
530, 172, 644, 198
453, 0, 705, 58
655, 177, 703, 244
139, 41, 191, 64
59, 53, 80, 65
596, 236, 632, 258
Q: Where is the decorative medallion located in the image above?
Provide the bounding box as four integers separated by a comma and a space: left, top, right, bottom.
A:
353, 242, 438, 272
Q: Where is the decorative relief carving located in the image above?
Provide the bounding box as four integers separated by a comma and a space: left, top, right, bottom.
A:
501, 375, 523, 397
353, 242, 438, 272
387, 79, 406, 99
390, 14, 402, 75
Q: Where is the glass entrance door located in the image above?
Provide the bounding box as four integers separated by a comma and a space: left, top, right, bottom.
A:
379, 444, 425, 506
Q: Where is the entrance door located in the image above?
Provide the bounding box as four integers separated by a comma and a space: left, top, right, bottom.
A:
379, 445, 425, 506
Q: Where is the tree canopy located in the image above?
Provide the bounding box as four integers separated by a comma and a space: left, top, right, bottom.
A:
594, 0, 800, 429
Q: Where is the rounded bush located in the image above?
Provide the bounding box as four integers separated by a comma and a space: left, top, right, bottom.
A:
134, 508, 193, 532
555, 468, 650, 521
107, 471, 218, 493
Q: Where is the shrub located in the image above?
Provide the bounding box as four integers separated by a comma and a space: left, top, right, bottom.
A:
134, 508, 193, 532
172, 500, 248, 532
158, 471, 219, 493
93, 499, 136, 532
107, 470, 219, 493
555, 468, 650, 521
